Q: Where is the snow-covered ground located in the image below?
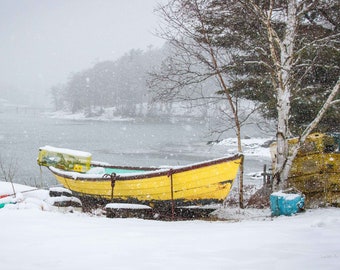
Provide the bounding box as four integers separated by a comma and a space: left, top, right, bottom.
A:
1, 181, 340, 270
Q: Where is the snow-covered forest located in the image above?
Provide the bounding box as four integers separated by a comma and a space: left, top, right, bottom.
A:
49, 45, 230, 121
50, 48, 164, 116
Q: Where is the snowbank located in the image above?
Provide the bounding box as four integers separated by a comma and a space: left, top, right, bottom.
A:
217, 137, 273, 157
0, 181, 81, 212
1, 181, 340, 269
0, 204, 339, 269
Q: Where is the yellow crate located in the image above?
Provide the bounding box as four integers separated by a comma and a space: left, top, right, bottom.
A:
37, 146, 91, 173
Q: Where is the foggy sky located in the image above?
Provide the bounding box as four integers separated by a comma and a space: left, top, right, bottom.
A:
0, 0, 165, 105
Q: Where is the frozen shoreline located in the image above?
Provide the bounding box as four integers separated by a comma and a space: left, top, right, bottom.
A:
45, 109, 135, 122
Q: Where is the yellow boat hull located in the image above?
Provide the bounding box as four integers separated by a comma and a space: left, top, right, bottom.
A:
49, 155, 243, 206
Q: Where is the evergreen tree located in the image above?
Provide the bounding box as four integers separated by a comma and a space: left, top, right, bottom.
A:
202, 0, 340, 133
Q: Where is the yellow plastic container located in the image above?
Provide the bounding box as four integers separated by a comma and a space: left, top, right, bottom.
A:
37, 146, 91, 173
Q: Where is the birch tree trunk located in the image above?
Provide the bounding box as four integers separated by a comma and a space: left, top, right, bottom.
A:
247, 0, 339, 191
272, 0, 339, 190
268, 0, 298, 190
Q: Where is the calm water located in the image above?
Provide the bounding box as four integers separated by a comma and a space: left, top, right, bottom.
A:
0, 109, 223, 186
0, 109, 269, 187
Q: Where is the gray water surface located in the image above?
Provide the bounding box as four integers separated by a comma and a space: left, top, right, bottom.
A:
0, 109, 269, 187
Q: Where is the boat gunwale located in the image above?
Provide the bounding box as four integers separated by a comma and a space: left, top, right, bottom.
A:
48, 154, 243, 181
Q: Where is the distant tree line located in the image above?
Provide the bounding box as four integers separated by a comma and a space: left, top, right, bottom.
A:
51, 48, 167, 117
50, 45, 224, 119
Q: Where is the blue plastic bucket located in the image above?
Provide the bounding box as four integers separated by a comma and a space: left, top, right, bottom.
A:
270, 190, 305, 216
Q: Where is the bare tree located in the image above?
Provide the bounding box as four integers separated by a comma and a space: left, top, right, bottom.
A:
150, 0, 259, 208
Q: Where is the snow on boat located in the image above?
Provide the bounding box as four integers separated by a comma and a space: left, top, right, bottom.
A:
270, 132, 340, 207
37, 146, 243, 209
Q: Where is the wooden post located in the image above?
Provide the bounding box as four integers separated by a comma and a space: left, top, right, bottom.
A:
262, 164, 267, 185
111, 173, 117, 200
168, 169, 175, 220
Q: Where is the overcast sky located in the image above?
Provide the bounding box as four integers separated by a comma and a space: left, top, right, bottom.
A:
0, 0, 165, 103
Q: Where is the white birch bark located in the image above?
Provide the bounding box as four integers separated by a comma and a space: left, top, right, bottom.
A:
271, 0, 298, 190
244, 0, 338, 191
273, 1, 339, 190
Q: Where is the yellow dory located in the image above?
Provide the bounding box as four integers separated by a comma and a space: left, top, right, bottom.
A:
38, 146, 243, 207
